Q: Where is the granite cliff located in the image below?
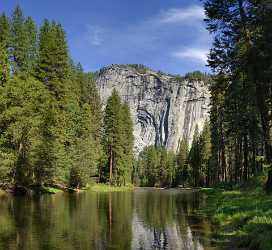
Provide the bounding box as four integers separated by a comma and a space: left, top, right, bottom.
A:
96, 64, 210, 154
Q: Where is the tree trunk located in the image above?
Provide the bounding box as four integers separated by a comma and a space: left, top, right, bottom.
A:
266, 170, 272, 192
256, 85, 272, 191
243, 132, 248, 181
109, 145, 113, 183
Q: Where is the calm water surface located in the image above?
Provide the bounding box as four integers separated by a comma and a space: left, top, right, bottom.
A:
0, 188, 219, 250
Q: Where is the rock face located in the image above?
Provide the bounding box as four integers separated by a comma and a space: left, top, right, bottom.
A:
96, 64, 210, 154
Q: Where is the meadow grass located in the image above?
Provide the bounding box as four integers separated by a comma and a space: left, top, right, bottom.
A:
89, 183, 134, 192
0, 189, 7, 197
38, 186, 64, 194
201, 176, 272, 250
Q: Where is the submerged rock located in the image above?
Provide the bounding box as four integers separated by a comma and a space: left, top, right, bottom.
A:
96, 64, 210, 154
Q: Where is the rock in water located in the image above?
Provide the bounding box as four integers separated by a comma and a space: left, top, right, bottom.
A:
96, 64, 210, 154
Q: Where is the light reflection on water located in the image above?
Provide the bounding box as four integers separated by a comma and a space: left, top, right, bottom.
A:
0, 188, 218, 250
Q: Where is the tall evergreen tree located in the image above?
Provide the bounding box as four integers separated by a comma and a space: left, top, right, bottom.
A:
204, 0, 272, 189
0, 77, 52, 186
9, 6, 27, 74
0, 6, 105, 189
175, 139, 189, 187
102, 89, 122, 183
0, 14, 10, 86
189, 126, 201, 187
120, 102, 134, 184
24, 17, 37, 75
199, 120, 212, 185
0, 14, 9, 47
36, 20, 70, 100
0, 47, 9, 86
102, 90, 133, 185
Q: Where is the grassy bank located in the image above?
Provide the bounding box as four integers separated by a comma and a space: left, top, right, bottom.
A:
201, 176, 272, 250
0, 189, 7, 197
38, 186, 64, 194
89, 183, 134, 192
0, 183, 134, 195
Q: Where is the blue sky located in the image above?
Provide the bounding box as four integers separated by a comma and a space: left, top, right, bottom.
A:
1, 0, 212, 75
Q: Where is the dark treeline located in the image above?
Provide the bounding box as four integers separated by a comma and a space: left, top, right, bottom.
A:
203, 0, 272, 190
0, 6, 134, 189
136, 0, 272, 190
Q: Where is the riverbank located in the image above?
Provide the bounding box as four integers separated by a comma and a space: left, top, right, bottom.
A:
0, 189, 7, 197
89, 183, 134, 192
201, 176, 272, 250
0, 183, 134, 196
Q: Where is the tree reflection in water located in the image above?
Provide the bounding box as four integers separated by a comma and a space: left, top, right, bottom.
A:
0, 189, 217, 250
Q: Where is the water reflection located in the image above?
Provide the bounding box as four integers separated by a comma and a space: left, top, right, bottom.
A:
0, 189, 218, 250
132, 189, 215, 250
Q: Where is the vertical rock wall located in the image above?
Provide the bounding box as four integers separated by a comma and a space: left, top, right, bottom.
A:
96, 65, 210, 154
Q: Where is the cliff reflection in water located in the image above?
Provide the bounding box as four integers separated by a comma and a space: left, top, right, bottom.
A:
0, 189, 217, 250
132, 189, 215, 250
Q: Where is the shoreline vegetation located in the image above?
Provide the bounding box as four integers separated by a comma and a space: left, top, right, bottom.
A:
0, 183, 135, 195
201, 175, 272, 250
0, 183, 203, 196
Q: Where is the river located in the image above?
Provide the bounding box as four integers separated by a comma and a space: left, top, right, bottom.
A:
0, 188, 219, 250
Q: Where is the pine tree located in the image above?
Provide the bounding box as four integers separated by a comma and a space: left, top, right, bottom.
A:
0, 47, 9, 86
24, 17, 37, 75
204, 0, 272, 189
0, 14, 10, 86
120, 102, 134, 184
0, 77, 52, 186
9, 6, 27, 74
36, 20, 70, 100
199, 120, 212, 186
33, 103, 56, 186
9, 7, 37, 75
102, 89, 122, 184
189, 126, 201, 187
175, 139, 189, 187
0, 6, 105, 190
137, 146, 159, 187
0, 14, 9, 47
101, 90, 133, 185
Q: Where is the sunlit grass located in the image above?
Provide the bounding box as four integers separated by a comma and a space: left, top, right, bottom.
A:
89, 183, 134, 192
39, 186, 64, 194
201, 176, 272, 250
0, 189, 7, 197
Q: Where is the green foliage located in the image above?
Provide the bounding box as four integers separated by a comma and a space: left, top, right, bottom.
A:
0, 47, 9, 85
204, 0, 272, 189
101, 89, 134, 186
189, 126, 201, 186
184, 71, 211, 83
0, 77, 52, 185
175, 139, 189, 187
0, 6, 103, 189
137, 146, 176, 187
9, 6, 37, 75
127, 64, 148, 74
0, 14, 9, 47
0, 14, 10, 85
199, 121, 212, 185
173, 74, 184, 82
35, 20, 70, 100
23, 17, 37, 75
